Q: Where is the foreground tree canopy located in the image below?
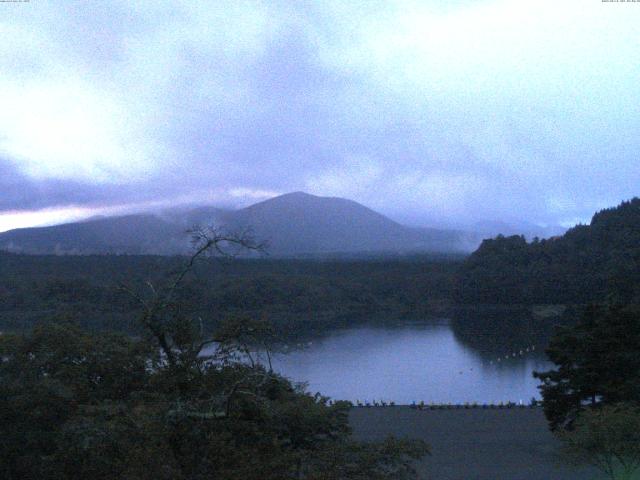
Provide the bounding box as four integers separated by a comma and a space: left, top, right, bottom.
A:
559, 403, 640, 480
534, 304, 640, 430
0, 322, 427, 479
0, 229, 428, 479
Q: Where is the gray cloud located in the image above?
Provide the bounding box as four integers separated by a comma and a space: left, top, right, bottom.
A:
1, 0, 639, 231
0, 159, 148, 211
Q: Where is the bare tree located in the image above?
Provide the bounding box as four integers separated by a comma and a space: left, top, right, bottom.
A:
120, 225, 266, 369
118, 225, 280, 420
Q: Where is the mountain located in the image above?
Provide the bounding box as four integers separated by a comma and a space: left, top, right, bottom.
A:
456, 197, 640, 305
0, 215, 185, 255
0, 192, 474, 256
218, 192, 465, 254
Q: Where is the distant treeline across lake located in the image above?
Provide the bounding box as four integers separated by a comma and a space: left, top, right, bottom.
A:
2, 197, 639, 341
0, 252, 464, 338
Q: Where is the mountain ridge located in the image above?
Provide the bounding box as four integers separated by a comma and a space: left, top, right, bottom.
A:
0, 192, 475, 256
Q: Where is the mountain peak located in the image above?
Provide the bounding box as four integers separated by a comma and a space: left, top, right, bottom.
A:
261, 191, 320, 203
0, 192, 470, 256
281, 191, 314, 198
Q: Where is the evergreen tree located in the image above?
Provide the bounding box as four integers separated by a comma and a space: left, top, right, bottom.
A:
534, 305, 640, 430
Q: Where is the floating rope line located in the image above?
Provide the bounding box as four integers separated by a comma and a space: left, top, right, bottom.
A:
351, 400, 541, 409
488, 344, 537, 365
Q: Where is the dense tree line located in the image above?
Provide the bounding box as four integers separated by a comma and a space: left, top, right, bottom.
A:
0, 252, 459, 338
456, 198, 640, 305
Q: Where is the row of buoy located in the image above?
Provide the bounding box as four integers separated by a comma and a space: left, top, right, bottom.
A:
489, 345, 536, 365
355, 400, 396, 407
408, 400, 538, 410
281, 341, 314, 351
452, 345, 538, 376
352, 400, 540, 409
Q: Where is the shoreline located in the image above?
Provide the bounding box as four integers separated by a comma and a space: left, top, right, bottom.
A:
351, 401, 540, 409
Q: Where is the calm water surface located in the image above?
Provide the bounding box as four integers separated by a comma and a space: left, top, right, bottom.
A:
272, 323, 552, 405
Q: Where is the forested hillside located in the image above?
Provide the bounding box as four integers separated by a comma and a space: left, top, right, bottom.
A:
456, 198, 640, 305
0, 252, 460, 338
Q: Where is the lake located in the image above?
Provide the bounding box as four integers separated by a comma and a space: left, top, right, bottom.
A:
272, 321, 553, 405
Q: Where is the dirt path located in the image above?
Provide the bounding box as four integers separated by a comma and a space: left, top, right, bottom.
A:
349, 407, 599, 480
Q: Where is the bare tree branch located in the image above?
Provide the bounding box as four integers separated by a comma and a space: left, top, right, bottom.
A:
119, 224, 266, 368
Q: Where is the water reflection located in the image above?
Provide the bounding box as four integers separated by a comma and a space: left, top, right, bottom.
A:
450, 308, 554, 362
273, 322, 554, 404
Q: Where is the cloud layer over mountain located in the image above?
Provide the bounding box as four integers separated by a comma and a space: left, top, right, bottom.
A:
2, 0, 639, 231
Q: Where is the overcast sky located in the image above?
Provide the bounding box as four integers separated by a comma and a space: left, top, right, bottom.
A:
1, 0, 639, 232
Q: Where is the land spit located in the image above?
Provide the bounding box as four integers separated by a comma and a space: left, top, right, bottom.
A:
349, 407, 598, 480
